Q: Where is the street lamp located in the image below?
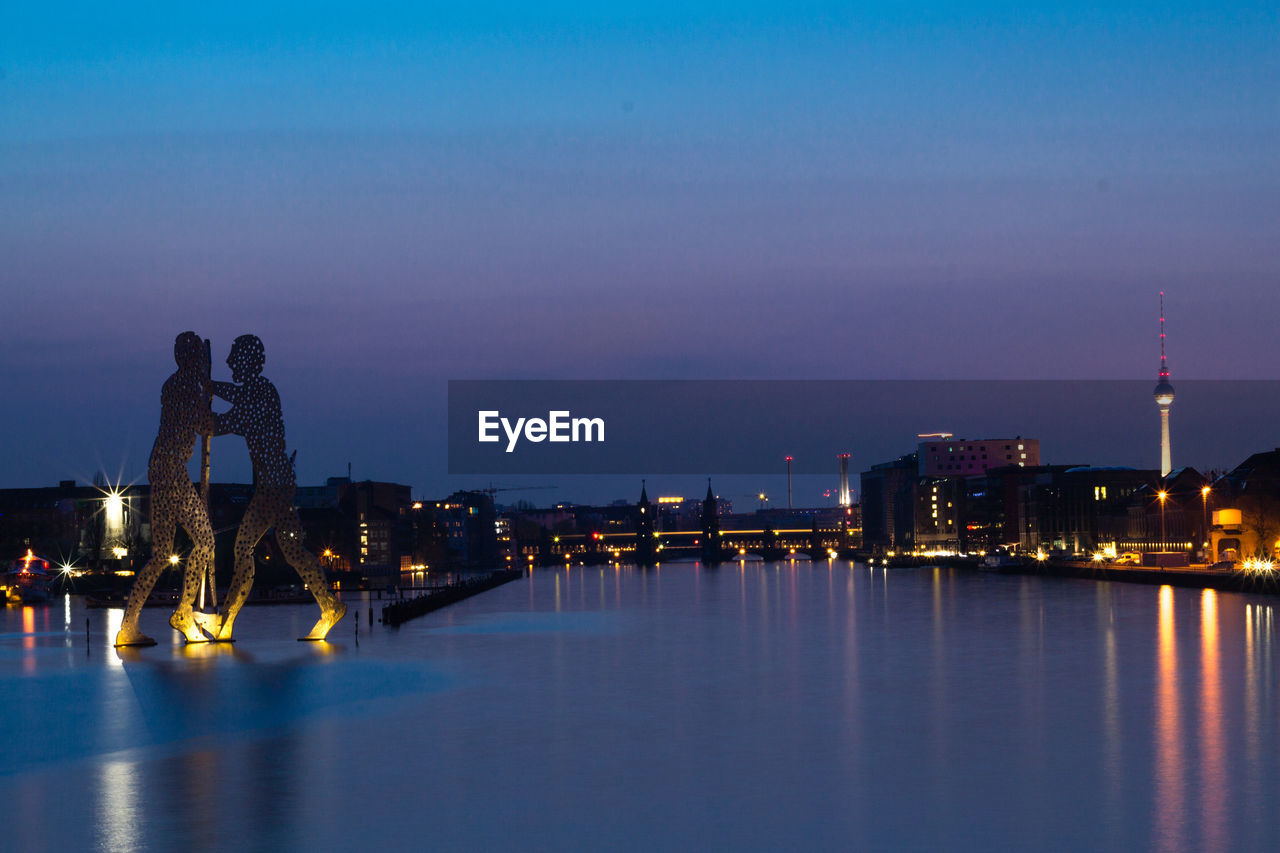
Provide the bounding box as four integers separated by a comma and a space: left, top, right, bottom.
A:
1158, 490, 1168, 549
1201, 485, 1211, 561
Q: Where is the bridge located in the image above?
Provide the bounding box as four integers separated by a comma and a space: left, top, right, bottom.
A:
515, 526, 857, 567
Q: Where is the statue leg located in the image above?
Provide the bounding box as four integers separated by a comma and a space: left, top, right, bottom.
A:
169, 483, 215, 643
116, 492, 176, 647
275, 505, 346, 640
203, 493, 271, 641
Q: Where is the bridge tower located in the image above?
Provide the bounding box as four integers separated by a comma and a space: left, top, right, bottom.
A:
634, 480, 657, 566
701, 478, 722, 566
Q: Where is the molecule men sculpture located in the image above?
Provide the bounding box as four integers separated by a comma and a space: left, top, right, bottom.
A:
115, 333, 346, 646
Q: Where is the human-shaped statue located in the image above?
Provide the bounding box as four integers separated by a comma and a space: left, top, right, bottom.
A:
115, 332, 217, 646
193, 334, 346, 641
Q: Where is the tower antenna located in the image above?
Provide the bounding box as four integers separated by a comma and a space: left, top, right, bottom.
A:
1160, 290, 1166, 362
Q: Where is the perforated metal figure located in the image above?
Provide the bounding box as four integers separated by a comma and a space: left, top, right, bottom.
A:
115, 332, 216, 646
193, 334, 346, 641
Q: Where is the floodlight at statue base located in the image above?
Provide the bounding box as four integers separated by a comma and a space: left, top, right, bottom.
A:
299, 603, 348, 642
171, 611, 215, 644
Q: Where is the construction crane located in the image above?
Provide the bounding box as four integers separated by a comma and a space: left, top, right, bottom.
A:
478, 484, 558, 500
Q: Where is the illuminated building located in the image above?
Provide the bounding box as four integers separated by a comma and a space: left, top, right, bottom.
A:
1207, 448, 1280, 563
917, 435, 1040, 477
859, 453, 917, 550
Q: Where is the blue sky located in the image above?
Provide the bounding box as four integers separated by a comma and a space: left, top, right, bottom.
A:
2, 2, 1277, 501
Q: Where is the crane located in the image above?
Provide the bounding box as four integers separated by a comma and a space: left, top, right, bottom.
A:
478, 484, 558, 500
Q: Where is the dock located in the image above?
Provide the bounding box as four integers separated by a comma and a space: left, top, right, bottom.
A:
381, 569, 523, 626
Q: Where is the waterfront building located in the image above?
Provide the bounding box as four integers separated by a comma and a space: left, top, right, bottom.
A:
1208, 448, 1280, 562
1115, 468, 1206, 557
917, 435, 1040, 477
1015, 466, 1162, 554
435, 490, 499, 569
859, 453, 918, 551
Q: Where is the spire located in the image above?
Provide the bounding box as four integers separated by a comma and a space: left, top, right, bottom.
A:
705, 477, 715, 503
1159, 290, 1169, 377
1154, 292, 1175, 401
639, 479, 649, 506
1162, 289, 1172, 376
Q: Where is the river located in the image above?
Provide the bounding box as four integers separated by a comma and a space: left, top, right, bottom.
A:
1, 562, 1275, 851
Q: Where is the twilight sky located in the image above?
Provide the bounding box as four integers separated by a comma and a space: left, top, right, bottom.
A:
2, 2, 1277, 504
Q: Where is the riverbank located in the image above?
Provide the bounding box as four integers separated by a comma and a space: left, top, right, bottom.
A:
1002, 559, 1280, 594
881, 553, 1280, 595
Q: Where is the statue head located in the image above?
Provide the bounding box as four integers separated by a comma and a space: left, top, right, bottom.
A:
228, 334, 265, 383
173, 331, 207, 373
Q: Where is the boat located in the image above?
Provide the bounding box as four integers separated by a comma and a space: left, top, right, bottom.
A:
4, 550, 53, 603
980, 551, 1023, 573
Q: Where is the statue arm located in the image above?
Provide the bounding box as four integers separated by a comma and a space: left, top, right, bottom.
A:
211, 380, 238, 403
213, 403, 244, 437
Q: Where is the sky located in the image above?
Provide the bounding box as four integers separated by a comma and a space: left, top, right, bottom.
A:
2, 2, 1277, 504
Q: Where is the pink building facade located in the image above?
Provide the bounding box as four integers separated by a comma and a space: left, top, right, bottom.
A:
917, 436, 1040, 477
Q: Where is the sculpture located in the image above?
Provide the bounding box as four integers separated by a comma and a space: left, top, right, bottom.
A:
191, 334, 346, 642
115, 332, 216, 646
116, 333, 346, 646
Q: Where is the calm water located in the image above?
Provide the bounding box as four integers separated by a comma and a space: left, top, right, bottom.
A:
2, 563, 1277, 852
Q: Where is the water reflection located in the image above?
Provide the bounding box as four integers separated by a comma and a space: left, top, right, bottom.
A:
22, 606, 35, 674
96, 758, 140, 853
1099, 584, 1122, 845
1154, 585, 1185, 852
1199, 589, 1226, 851
9, 567, 1280, 851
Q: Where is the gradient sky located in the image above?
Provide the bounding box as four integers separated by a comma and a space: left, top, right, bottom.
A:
2, 2, 1277, 503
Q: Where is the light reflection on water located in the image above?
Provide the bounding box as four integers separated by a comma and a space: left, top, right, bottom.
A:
1200, 589, 1226, 853
2, 564, 1280, 851
1154, 585, 1185, 852
97, 758, 139, 853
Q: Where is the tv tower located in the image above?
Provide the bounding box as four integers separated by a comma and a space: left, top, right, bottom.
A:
837, 454, 851, 508
1153, 291, 1175, 478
